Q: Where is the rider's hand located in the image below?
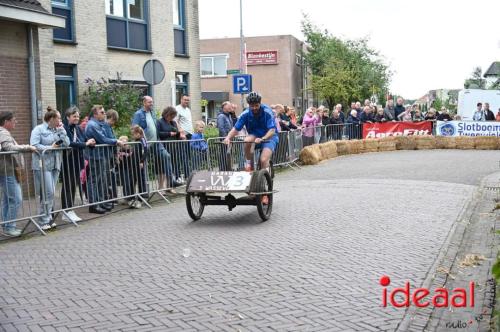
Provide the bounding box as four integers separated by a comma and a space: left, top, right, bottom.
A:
223, 137, 231, 145
255, 137, 262, 144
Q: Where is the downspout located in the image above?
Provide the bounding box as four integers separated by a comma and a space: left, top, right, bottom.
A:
27, 24, 38, 129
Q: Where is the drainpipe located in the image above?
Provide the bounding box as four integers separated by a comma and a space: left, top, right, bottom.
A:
27, 24, 38, 129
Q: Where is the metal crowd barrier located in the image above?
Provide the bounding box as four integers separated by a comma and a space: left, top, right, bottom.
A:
0, 139, 211, 238
0, 150, 44, 237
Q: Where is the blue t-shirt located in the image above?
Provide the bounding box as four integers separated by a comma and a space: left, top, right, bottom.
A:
234, 104, 278, 142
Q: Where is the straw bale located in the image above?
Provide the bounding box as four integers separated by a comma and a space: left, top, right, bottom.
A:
299, 145, 322, 165
435, 136, 457, 149
455, 136, 475, 150
318, 141, 338, 160
377, 137, 396, 152
473, 136, 498, 150
361, 139, 379, 153
415, 135, 436, 150
336, 141, 350, 155
395, 136, 417, 150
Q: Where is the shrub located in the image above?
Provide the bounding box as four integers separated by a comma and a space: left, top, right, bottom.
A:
80, 75, 143, 137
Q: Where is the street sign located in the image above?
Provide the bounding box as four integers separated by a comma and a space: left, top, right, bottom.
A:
142, 59, 165, 85
227, 69, 240, 75
233, 74, 252, 94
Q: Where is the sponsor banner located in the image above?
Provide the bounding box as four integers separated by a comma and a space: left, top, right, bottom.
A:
363, 121, 432, 138
246, 50, 278, 65
437, 121, 500, 137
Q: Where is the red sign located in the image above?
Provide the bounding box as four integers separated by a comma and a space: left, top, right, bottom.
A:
246, 50, 278, 65
363, 121, 432, 138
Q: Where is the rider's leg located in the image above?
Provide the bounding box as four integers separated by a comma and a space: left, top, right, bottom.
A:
243, 135, 256, 160
259, 148, 273, 170
243, 136, 256, 170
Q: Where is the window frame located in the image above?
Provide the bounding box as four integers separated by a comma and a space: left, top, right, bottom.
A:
173, 0, 188, 56
175, 72, 189, 105
54, 63, 78, 112
52, 0, 76, 43
200, 54, 229, 78
106, 0, 151, 52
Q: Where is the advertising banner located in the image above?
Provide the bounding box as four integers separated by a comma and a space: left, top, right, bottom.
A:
436, 121, 500, 137
246, 50, 278, 65
363, 122, 433, 138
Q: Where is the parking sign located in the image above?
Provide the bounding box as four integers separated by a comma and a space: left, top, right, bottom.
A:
233, 74, 252, 94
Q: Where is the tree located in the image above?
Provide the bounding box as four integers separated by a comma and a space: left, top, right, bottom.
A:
301, 16, 391, 109
464, 67, 486, 89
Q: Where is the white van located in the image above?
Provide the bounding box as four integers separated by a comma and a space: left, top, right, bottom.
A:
457, 89, 500, 120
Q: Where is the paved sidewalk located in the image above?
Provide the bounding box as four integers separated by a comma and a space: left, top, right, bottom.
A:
0, 150, 499, 331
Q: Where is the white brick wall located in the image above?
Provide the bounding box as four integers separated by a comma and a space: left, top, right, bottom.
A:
37, 0, 200, 119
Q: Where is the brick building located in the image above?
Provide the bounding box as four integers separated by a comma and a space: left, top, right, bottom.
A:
0, 0, 64, 144
1, 0, 201, 145
200, 35, 313, 120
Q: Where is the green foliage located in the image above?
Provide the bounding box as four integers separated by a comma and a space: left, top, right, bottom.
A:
464, 67, 486, 89
204, 126, 220, 139
432, 97, 457, 113
493, 252, 500, 282
80, 75, 143, 136
301, 16, 391, 108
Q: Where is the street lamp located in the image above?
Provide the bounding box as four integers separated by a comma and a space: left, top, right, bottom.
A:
239, 0, 245, 111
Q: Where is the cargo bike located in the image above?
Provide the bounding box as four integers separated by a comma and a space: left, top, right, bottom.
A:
185, 140, 276, 222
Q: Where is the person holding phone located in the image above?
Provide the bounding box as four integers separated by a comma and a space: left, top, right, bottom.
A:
30, 107, 69, 231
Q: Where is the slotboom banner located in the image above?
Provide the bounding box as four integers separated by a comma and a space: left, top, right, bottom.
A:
437, 121, 500, 137
363, 121, 432, 138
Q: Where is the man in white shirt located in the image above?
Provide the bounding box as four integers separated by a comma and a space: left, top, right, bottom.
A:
175, 94, 194, 139
473, 102, 485, 121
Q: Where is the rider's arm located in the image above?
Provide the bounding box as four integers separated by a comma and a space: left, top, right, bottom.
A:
226, 127, 238, 141
261, 128, 275, 141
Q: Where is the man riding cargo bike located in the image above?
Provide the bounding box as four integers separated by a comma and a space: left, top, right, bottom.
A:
184, 92, 278, 222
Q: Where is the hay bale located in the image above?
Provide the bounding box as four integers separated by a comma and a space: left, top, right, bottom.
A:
415, 136, 436, 150
378, 137, 396, 152
473, 136, 498, 150
318, 141, 338, 160
336, 141, 350, 155
455, 136, 475, 150
347, 140, 363, 154
299, 145, 322, 165
435, 136, 457, 149
395, 136, 417, 150
361, 139, 379, 153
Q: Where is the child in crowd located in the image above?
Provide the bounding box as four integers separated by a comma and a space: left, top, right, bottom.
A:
129, 126, 149, 208
190, 121, 208, 172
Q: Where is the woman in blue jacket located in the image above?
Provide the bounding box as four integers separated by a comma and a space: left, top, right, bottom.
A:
30, 107, 70, 230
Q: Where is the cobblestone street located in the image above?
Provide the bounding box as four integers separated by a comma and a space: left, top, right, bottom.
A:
1, 150, 499, 331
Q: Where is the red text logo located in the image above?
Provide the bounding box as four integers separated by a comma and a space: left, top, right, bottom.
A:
380, 275, 474, 308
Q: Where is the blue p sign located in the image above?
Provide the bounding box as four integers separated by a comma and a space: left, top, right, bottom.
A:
233, 74, 252, 94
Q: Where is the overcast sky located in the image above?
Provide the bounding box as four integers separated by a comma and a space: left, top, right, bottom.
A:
198, 0, 500, 99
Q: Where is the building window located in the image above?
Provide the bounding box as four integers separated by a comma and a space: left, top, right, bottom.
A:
173, 0, 186, 55
200, 54, 228, 77
175, 72, 189, 105
295, 54, 302, 66
105, 0, 150, 51
52, 0, 75, 42
55, 63, 77, 113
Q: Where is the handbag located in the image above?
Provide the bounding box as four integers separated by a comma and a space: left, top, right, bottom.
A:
14, 167, 26, 183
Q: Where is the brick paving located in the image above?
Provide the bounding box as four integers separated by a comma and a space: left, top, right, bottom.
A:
0, 150, 499, 331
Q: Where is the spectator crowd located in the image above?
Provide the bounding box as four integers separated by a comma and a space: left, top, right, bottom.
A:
0, 94, 210, 236
1, 95, 499, 237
